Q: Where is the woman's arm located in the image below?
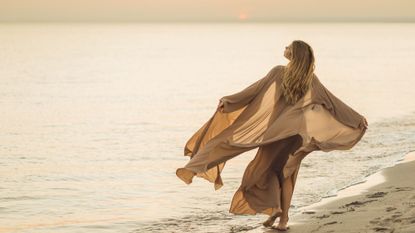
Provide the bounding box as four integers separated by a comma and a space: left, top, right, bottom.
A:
219, 65, 281, 113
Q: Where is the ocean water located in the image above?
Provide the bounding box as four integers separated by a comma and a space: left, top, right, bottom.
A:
1, 22, 415, 233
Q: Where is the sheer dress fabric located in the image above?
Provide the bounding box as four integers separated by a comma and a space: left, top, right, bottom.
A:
176, 65, 368, 216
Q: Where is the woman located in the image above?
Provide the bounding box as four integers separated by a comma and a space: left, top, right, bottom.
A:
176, 40, 368, 231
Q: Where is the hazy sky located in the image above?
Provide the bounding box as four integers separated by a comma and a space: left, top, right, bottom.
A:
1, 0, 414, 22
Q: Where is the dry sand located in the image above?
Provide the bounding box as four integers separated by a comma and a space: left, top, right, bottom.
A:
248, 151, 415, 233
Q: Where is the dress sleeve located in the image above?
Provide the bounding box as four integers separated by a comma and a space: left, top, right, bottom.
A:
219, 66, 280, 113
313, 76, 368, 130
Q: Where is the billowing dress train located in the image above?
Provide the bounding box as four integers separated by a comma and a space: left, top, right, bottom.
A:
176, 65, 368, 216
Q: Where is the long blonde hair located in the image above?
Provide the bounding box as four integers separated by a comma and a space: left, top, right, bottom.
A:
281, 40, 316, 105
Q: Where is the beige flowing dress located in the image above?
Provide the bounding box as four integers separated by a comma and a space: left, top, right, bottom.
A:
176, 65, 368, 216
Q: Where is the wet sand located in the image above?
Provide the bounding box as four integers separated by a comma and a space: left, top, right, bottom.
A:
249, 151, 415, 233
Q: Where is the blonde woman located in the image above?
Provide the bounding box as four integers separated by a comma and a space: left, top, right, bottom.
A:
177, 40, 368, 231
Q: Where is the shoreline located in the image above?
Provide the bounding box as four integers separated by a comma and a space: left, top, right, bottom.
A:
293, 150, 415, 214
247, 151, 415, 232
288, 151, 415, 233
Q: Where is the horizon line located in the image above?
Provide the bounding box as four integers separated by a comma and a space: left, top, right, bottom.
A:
1, 18, 415, 24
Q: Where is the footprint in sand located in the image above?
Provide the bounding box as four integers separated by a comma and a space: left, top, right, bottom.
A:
385, 207, 396, 212
391, 214, 402, 218
366, 191, 387, 198
372, 226, 395, 232
302, 210, 316, 214
393, 218, 402, 223
370, 211, 405, 229
230, 225, 256, 232
323, 221, 338, 226
330, 211, 346, 214
397, 216, 415, 223
393, 186, 413, 192
316, 214, 330, 219
342, 199, 376, 208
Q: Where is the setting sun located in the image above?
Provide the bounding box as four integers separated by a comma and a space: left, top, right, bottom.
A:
238, 12, 248, 20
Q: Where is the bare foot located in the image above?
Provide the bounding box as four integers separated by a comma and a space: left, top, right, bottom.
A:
262, 209, 282, 227
274, 217, 289, 231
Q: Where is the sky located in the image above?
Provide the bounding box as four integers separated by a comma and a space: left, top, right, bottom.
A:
0, 0, 414, 22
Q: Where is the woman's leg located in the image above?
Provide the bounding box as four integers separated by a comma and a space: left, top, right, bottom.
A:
277, 164, 301, 230
262, 135, 302, 228
278, 175, 293, 228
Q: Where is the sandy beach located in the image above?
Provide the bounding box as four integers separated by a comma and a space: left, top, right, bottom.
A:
248, 151, 415, 233
2, 23, 415, 233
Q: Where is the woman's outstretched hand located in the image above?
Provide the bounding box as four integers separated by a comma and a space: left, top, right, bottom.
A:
217, 100, 225, 113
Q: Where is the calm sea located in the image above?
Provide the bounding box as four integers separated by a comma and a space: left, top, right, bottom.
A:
1, 22, 415, 233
